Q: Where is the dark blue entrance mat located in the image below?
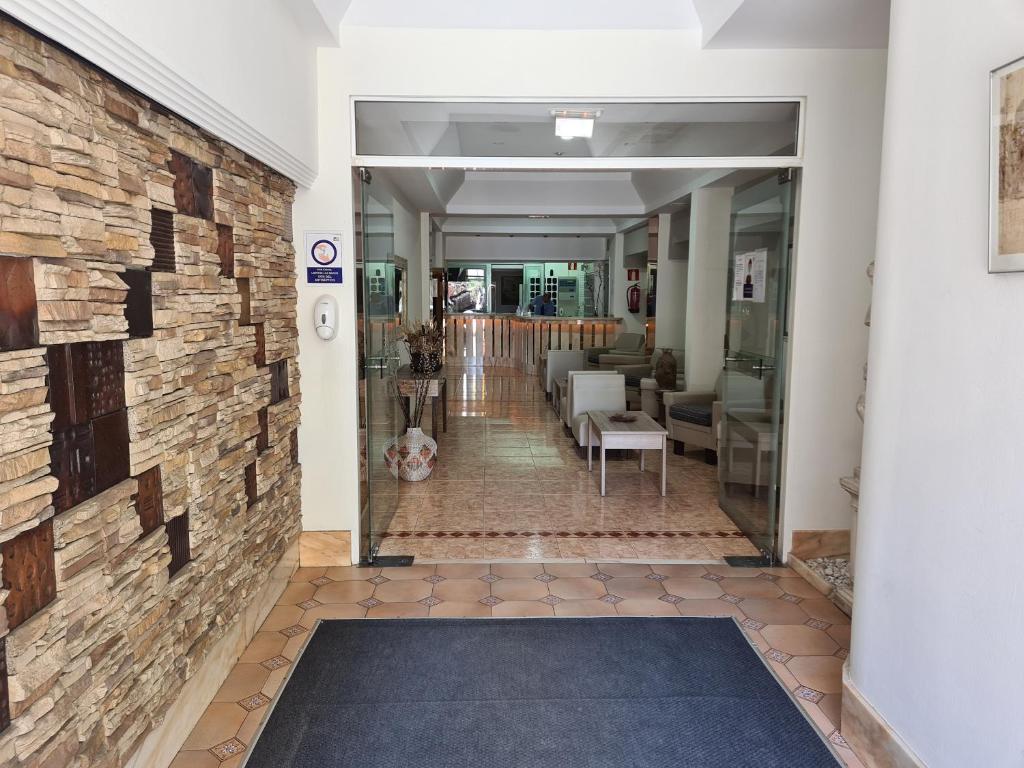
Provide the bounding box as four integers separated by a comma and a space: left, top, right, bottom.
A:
245, 617, 840, 768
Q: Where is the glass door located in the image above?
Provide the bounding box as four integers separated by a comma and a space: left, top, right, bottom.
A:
717, 170, 796, 562
358, 169, 403, 564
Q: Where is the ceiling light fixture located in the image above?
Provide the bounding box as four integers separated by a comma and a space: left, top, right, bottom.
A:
551, 108, 601, 140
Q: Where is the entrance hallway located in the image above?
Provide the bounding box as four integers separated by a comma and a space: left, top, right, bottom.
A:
374, 365, 761, 562
172, 561, 859, 768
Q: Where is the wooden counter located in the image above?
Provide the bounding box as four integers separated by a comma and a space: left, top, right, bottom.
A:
444, 314, 624, 373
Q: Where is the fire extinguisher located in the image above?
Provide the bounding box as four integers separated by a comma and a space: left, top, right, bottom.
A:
627, 282, 642, 314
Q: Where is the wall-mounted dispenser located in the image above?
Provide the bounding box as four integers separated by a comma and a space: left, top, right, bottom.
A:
313, 295, 337, 340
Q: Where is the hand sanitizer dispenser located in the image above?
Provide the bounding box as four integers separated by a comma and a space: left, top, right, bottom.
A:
314, 295, 337, 341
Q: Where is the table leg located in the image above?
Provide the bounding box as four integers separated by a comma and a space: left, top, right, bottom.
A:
640, 448, 645, 472
441, 380, 448, 432
587, 418, 593, 473
431, 395, 439, 441
661, 435, 667, 497
600, 444, 606, 496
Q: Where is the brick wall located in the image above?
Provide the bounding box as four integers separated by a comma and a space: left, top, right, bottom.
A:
0, 17, 301, 767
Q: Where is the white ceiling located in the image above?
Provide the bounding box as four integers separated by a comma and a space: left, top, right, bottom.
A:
341, 0, 701, 31
318, 0, 888, 48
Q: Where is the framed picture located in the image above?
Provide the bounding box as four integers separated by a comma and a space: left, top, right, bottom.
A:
991, 56, 1024, 272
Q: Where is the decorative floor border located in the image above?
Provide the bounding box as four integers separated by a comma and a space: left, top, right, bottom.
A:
381, 530, 748, 539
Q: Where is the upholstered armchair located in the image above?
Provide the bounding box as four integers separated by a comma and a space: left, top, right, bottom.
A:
568, 373, 626, 448
663, 375, 723, 464
615, 349, 685, 416
584, 332, 647, 369
562, 370, 619, 430
542, 349, 586, 399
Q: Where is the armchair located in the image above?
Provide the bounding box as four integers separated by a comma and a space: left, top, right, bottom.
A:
542, 349, 586, 399
585, 332, 647, 369
562, 369, 618, 430
663, 375, 724, 464
568, 373, 626, 448
615, 349, 685, 416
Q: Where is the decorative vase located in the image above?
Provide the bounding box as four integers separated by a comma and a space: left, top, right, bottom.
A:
655, 348, 678, 390
383, 427, 437, 481
410, 350, 442, 373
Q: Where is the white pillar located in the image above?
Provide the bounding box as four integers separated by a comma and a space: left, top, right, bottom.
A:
653, 212, 686, 353
418, 212, 431, 323
609, 232, 646, 336
684, 187, 733, 391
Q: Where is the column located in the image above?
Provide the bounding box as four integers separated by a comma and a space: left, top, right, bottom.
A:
653, 212, 687, 353
684, 186, 733, 392
609, 232, 646, 336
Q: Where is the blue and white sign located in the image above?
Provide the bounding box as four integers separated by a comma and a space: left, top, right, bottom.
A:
304, 231, 343, 284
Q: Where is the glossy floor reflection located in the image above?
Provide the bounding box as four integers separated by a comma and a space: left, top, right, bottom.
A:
374, 364, 762, 561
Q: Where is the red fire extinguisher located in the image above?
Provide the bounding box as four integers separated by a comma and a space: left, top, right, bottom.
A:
627, 282, 642, 314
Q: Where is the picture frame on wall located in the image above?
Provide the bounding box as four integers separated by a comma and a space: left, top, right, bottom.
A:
990, 55, 1024, 272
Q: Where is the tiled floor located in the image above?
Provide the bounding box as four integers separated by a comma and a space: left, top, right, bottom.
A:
374, 364, 761, 561
172, 561, 863, 767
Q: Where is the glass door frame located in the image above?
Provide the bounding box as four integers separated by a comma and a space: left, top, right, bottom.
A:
356, 167, 403, 565
350, 97, 808, 563
716, 169, 798, 563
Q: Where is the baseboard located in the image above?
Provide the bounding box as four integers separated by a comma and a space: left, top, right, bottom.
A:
299, 530, 352, 566
841, 665, 926, 768
790, 529, 851, 559
125, 539, 299, 768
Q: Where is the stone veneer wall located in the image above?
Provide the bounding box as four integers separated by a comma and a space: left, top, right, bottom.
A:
0, 17, 301, 767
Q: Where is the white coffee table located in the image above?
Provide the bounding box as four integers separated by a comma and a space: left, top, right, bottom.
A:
587, 410, 668, 496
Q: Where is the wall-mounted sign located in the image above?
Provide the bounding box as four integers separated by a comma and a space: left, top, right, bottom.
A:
733, 248, 767, 303
626, 268, 640, 281
304, 231, 343, 284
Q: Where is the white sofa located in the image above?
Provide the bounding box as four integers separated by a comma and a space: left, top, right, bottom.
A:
568, 373, 626, 448
542, 349, 586, 398
561, 370, 618, 430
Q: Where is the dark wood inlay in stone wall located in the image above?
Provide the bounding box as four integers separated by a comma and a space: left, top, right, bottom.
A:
245, 462, 257, 509
0, 637, 9, 734
216, 224, 234, 278
269, 359, 289, 405
122, 268, 153, 338
132, 466, 164, 538
0, 255, 38, 352
149, 208, 176, 273
257, 407, 269, 454
168, 150, 213, 220
92, 409, 130, 493
166, 512, 191, 577
238, 278, 251, 325
50, 423, 96, 514
81, 341, 125, 419
1, 519, 56, 631
47, 341, 128, 512
254, 323, 266, 366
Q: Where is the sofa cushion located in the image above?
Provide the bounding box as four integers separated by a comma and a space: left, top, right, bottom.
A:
624, 374, 643, 388
668, 403, 713, 427
587, 350, 602, 364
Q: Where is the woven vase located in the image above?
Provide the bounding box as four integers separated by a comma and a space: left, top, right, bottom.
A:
655, 348, 678, 390
383, 427, 437, 482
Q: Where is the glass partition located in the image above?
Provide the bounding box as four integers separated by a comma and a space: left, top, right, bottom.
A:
717, 170, 796, 562
355, 101, 800, 159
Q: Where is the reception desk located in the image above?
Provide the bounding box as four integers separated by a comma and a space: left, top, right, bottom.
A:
445, 314, 623, 373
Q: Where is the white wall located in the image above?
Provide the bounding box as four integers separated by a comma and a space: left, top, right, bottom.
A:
300, 26, 886, 559
852, 1, 1024, 765
1, 0, 320, 184
444, 235, 607, 263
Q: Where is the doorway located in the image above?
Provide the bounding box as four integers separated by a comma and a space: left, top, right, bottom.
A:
352, 99, 804, 564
